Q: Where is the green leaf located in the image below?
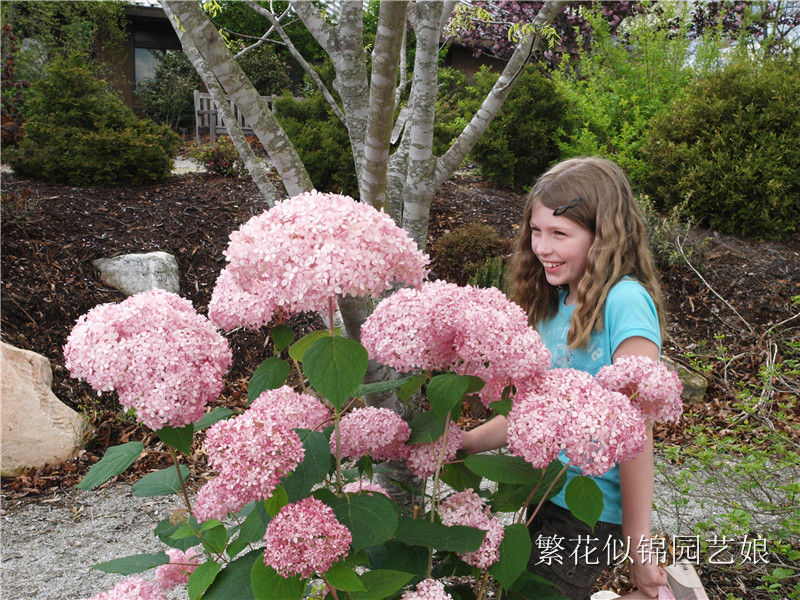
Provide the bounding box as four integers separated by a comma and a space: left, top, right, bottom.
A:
509, 572, 569, 600
348, 570, 414, 600
440, 454, 483, 492
156, 424, 194, 454
364, 540, 428, 576
171, 524, 198, 540
227, 501, 270, 559
188, 561, 222, 600
194, 407, 234, 432
394, 518, 485, 553
132, 465, 190, 497
303, 336, 368, 409
489, 398, 512, 416
353, 375, 414, 398
288, 329, 338, 362
397, 372, 428, 402
265, 485, 288, 517
271, 324, 295, 353
427, 374, 483, 420
155, 518, 199, 551
564, 476, 604, 530
357, 455, 373, 482
248, 356, 291, 402
407, 409, 447, 444
464, 453, 543, 485
282, 430, 331, 502
324, 562, 366, 592
324, 493, 399, 552
201, 522, 229, 554
489, 523, 531, 588
93, 552, 168, 575
77, 441, 143, 490
204, 549, 261, 600
251, 557, 305, 600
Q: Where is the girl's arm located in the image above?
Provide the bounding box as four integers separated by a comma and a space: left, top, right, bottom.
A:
614, 336, 669, 598
461, 415, 508, 454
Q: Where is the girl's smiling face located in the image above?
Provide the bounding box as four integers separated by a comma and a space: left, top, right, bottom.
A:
529, 203, 595, 304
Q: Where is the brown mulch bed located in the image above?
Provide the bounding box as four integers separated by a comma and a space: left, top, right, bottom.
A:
2, 168, 799, 597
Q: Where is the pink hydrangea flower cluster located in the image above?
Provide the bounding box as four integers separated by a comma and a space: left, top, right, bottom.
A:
154, 548, 201, 590
63, 289, 232, 431
334, 406, 411, 461
81, 576, 166, 600
193, 396, 306, 522
400, 579, 454, 600
595, 355, 684, 422
362, 281, 550, 407
208, 266, 275, 331
439, 489, 505, 569
342, 476, 391, 497
212, 191, 429, 329
263, 497, 352, 578
508, 369, 646, 477
406, 421, 463, 478
250, 385, 332, 432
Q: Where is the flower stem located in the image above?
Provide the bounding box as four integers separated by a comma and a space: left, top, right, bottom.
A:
169, 447, 193, 512
328, 296, 336, 335
525, 462, 570, 528
334, 408, 343, 491
475, 570, 491, 600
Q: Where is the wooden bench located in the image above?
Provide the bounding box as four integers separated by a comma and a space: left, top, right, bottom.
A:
194, 90, 279, 143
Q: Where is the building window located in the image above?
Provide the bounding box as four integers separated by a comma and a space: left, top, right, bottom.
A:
134, 47, 165, 85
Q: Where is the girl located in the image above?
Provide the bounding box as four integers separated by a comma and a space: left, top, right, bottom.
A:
462, 157, 668, 599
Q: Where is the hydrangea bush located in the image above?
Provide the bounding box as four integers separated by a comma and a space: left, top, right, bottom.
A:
68, 191, 682, 600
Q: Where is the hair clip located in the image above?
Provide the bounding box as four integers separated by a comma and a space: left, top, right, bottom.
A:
553, 198, 583, 216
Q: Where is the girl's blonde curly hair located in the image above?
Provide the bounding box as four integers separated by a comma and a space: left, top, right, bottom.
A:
510, 157, 665, 349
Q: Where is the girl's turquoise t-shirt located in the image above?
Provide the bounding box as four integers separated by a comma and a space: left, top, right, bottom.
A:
537, 278, 661, 525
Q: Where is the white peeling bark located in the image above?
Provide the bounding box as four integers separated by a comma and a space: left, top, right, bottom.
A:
361, 1, 408, 211
163, 0, 313, 197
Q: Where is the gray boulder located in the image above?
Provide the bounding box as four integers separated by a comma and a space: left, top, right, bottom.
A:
93, 251, 180, 296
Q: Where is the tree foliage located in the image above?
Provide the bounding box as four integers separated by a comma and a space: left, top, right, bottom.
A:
640, 55, 800, 240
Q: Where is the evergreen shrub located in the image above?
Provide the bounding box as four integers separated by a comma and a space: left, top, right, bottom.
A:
469, 66, 572, 189
434, 223, 512, 285
639, 57, 800, 240
7, 55, 178, 186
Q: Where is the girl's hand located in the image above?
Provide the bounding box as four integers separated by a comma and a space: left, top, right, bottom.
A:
630, 560, 668, 598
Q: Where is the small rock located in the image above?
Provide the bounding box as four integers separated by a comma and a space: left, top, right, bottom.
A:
663, 356, 708, 403
1, 342, 90, 476
93, 251, 180, 296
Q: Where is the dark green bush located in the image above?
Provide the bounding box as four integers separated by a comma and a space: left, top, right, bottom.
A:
433, 66, 470, 157
639, 56, 800, 240
434, 223, 512, 285
137, 50, 200, 132
273, 91, 358, 198
7, 54, 178, 186
237, 45, 292, 96
469, 66, 573, 189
